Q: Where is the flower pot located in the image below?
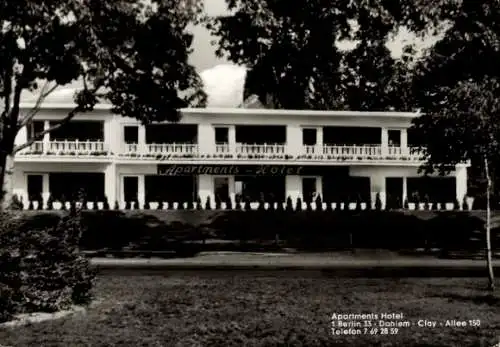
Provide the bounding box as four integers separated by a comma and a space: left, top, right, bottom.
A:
97, 202, 104, 210
53, 202, 62, 210
87, 202, 94, 210
418, 203, 425, 210
264, 202, 269, 210
76, 201, 83, 209
173, 202, 179, 210
322, 203, 327, 210
408, 203, 416, 210
221, 202, 227, 210
428, 203, 433, 210
436, 203, 441, 210
340, 203, 345, 210
349, 202, 357, 210
65, 202, 71, 210
150, 202, 159, 210
250, 202, 258, 210
33, 201, 39, 210
302, 202, 307, 210
445, 202, 454, 210
466, 197, 474, 211
120, 201, 127, 210
331, 203, 337, 210
361, 203, 367, 210
162, 202, 168, 210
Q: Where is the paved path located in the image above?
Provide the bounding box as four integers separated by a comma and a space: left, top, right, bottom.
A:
91, 252, 500, 277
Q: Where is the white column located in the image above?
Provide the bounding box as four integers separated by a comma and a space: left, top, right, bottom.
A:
42, 173, 50, 207
104, 164, 117, 204
400, 129, 408, 149
315, 176, 323, 199
455, 166, 467, 203
104, 116, 120, 155
43, 120, 50, 153
286, 124, 302, 157
228, 175, 236, 204
228, 126, 236, 153
381, 127, 389, 155
138, 174, 145, 209
198, 123, 216, 155
138, 125, 146, 153
286, 175, 302, 201
402, 176, 408, 203
370, 173, 386, 209
316, 127, 324, 155
198, 175, 214, 207
13, 172, 27, 207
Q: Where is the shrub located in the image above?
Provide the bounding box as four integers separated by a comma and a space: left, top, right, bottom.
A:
205, 196, 212, 210
375, 193, 382, 211
285, 196, 293, 211
10, 194, 24, 210
114, 200, 120, 210
0, 207, 96, 322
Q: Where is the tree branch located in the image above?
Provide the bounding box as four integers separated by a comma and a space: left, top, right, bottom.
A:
13, 106, 81, 153
17, 82, 59, 129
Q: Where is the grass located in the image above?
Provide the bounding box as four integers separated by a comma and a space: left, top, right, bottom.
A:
0, 276, 499, 346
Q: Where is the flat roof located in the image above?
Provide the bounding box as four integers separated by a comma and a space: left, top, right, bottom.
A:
18, 103, 419, 118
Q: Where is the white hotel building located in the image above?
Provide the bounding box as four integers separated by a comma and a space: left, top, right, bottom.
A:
11, 102, 469, 209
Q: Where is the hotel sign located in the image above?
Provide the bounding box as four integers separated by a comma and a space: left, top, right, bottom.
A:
157, 164, 304, 176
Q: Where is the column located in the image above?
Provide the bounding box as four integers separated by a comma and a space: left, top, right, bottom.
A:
104, 164, 117, 204
402, 176, 408, 203
138, 125, 146, 154
228, 176, 236, 204
315, 176, 323, 199
198, 175, 214, 207
104, 116, 120, 155
286, 175, 302, 201
316, 127, 324, 155
13, 172, 28, 207
137, 174, 145, 209
43, 120, 50, 153
381, 127, 389, 156
370, 173, 386, 209
286, 124, 302, 157
228, 125, 236, 153
400, 129, 408, 154
198, 123, 216, 155
455, 166, 467, 203
42, 173, 50, 208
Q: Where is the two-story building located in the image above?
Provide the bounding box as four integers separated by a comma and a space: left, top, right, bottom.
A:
12, 102, 469, 209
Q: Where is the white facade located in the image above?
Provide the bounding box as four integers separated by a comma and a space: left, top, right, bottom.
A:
12, 103, 469, 209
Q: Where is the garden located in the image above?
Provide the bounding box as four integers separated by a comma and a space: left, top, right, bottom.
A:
0, 275, 499, 346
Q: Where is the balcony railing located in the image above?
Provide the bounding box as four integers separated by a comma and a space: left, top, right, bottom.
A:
17, 140, 426, 162
18, 140, 108, 156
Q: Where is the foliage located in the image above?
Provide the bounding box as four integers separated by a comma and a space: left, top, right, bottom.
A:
0, 207, 96, 322
208, 0, 420, 110
0, 0, 206, 208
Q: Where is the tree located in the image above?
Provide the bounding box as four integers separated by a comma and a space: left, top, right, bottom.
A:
208, 0, 419, 111
0, 0, 206, 209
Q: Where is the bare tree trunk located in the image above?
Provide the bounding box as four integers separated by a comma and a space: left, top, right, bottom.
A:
0, 151, 15, 210
484, 157, 495, 291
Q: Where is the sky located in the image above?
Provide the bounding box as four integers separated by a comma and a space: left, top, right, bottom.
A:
23, 0, 439, 107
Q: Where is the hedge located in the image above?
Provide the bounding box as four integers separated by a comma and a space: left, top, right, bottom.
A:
8, 210, 499, 253
0, 208, 96, 323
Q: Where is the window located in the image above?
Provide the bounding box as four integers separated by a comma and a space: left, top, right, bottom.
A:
215, 127, 229, 144
388, 130, 401, 146
28, 121, 44, 141
123, 176, 138, 202
302, 128, 317, 146
27, 175, 43, 200
124, 126, 139, 144
214, 177, 230, 201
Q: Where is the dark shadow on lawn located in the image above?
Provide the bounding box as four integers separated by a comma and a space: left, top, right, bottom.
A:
430, 293, 500, 306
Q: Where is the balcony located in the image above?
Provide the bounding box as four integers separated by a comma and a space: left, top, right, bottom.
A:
18, 140, 109, 157
16, 140, 425, 163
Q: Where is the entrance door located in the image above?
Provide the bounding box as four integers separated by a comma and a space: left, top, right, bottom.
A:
386, 177, 403, 208
123, 176, 138, 202
302, 177, 317, 202
214, 177, 230, 202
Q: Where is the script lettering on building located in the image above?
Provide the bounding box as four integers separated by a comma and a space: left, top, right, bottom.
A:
157, 164, 303, 176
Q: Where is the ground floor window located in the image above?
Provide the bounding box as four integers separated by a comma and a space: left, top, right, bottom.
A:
407, 177, 456, 202
145, 175, 197, 202
235, 176, 285, 202
27, 174, 43, 201
322, 176, 370, 202
49, 172, 104, 201
214, 177, 230, 202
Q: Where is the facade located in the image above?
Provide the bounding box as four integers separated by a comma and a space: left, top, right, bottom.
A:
12, 103, 469, 209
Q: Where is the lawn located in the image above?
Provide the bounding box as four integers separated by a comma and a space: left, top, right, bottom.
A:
0, 275, 499, 346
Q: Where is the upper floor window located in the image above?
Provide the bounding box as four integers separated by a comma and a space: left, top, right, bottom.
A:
124, 126, 139, 144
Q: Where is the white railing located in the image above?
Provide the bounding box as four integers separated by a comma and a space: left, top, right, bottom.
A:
322, 144, 382, 156
18, 140, 108, 156
235, 143, 286, 155
146, 143, 198, 155
215, 143, 230, 153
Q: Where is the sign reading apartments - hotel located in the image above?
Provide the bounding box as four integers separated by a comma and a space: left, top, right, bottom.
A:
157, 164, 306, 176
